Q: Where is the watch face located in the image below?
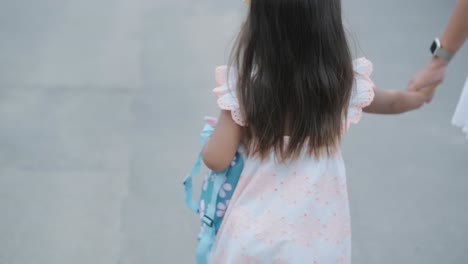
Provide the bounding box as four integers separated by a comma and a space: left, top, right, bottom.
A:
430, 38, 441, 54
430, 41, 437, 54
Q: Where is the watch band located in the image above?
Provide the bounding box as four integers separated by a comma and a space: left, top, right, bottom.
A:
431, 38, 455, 62
434, 47, 455, 62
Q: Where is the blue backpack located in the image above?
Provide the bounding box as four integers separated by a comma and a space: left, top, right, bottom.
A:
183, 118, 244, 264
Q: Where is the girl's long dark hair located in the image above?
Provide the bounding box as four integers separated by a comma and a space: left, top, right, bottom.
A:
231, 0, 354, 161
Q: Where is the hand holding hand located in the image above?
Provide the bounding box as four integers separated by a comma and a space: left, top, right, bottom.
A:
408, 57, 448, 102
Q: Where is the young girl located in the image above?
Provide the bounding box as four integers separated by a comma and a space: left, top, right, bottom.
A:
201, 0, 434, 263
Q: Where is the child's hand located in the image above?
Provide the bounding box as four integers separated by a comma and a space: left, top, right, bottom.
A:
404, 91, 427, 110
416, 83, 438, 103
403, 84, 437, 111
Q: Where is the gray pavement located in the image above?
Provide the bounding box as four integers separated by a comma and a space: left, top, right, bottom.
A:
0, 0, 467, 263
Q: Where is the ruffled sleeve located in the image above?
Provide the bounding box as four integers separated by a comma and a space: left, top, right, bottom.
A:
212, 65, 246, 126
347, 58, 376, 128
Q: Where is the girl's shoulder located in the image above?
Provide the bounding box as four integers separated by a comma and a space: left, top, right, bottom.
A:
353, 57, 373, 77
212, 66, 245, 126
347, 57, 376, 128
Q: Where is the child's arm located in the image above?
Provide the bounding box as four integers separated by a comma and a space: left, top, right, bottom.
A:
202, 110, 242, 172
363, 86, 435, 114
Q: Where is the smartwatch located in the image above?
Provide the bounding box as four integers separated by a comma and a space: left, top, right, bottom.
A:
430, 38, 455, 62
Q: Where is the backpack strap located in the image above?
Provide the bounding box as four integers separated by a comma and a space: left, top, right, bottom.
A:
196, 172, 226, 264
183, 124, 216, 214
183, 153, 203, 213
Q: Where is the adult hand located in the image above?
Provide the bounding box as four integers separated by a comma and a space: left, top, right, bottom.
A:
408, 57, 448, 102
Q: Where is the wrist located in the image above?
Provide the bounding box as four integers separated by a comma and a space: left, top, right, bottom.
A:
429, 56, 449, 69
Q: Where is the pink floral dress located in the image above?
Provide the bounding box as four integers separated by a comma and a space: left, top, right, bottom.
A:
209, 58, 375, 264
